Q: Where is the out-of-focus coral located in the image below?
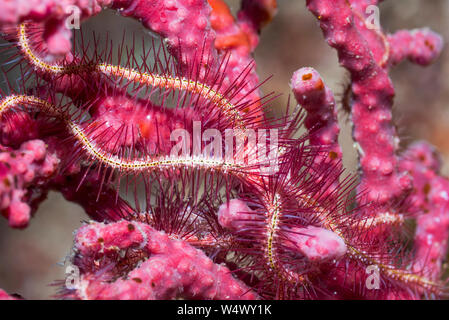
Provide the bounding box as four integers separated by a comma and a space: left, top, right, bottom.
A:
0, 288, 18, 299
0, 0, 107, 58
291, 67, 342, 196
0, 139, 59, 228
400, 142, 449, 281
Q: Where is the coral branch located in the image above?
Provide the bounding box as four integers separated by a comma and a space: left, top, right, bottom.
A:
0, 139, 59, 228
306, 0, 409, 206
306, 0, 443, 210
400, 142, 449, 281
0, 289, 18, 300
110, 0, 218, 76
0, 0, 108, 59
291, 67, 342, 195
71, 220, 258, 300
387, 29, 443, 67
208, 0, 276, 117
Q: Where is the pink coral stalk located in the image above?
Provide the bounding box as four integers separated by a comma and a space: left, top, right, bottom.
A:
291, 67, 342, 196
306, 0, 410, 206
71, 220, 258, 300
400, 142, 449, 281
0, 139, 59, 228
387, 29, 443, 67
306, 0, 443, 211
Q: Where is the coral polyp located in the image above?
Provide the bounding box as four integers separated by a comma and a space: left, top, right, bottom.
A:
0, 0, 448, 300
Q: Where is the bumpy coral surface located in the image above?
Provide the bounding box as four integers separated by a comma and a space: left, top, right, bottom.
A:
0, 0, 448, 300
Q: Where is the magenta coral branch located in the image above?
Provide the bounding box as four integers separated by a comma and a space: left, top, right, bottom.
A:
400, 142, 449, 281
0, 0, 218, 75
0, 0, 107, 59
0, 139, 59, 228
71, 220, 258, 300
290, 67, 342, 195
0, 289, 18, 300
387, 29, 444, 67
305, 0, 442, 208
306, 0, 405, 206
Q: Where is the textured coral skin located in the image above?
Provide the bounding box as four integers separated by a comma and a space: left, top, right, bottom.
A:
0, 0, 448, 300
0, 140, 59, 228
207, 0, 275, 112
0, 0, 107, 58
70, 221, 257, 299
306, 0, 443, 208
400, 142, 449, 281
291, 67, 342, 196
388, 29, 444, 67
307, 0, 409, 206
110, 0, 217, 75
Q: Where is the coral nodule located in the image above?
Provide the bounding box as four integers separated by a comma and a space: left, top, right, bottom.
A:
0, 0, 448, 300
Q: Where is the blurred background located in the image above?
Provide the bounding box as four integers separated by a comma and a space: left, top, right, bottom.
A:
0, 0, 448, 299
